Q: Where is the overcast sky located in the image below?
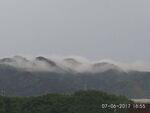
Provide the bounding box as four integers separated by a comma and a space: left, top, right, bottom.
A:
0, 0, 150, 63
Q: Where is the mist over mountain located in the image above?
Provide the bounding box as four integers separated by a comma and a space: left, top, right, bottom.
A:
0, 56, 150, 98
0, 56, 124, 73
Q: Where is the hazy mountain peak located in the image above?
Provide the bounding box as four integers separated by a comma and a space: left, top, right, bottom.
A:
35, 56, 57, 67
64, 58, 82, 66
0, 56, 29, 63
0, 58, 14, 63
93, 62, 118, 68
13, 56, 29, 62
92, 62, 122, 73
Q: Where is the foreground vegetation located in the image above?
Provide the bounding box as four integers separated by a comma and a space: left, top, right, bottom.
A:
0, 90, 130, 113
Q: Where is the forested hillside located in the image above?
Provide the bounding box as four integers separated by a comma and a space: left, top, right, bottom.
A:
0, 90, 130, 113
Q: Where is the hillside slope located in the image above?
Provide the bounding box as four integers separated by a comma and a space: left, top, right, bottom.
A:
0, 56, 150, 98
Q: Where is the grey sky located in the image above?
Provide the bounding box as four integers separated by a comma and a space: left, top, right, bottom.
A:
0, 0, 150, 63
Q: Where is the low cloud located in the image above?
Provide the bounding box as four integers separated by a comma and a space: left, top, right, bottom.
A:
0, 56, 149, 73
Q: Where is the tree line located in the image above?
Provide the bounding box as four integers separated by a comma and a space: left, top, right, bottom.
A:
0, 90, 130, 113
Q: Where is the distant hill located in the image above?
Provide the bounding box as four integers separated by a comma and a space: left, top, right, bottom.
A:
0, 90, 129, 113
0, 56, 150, 98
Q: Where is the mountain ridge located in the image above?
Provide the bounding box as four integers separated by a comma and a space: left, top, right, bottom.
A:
0, 56, 150, 98
0, 56, 126, 73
